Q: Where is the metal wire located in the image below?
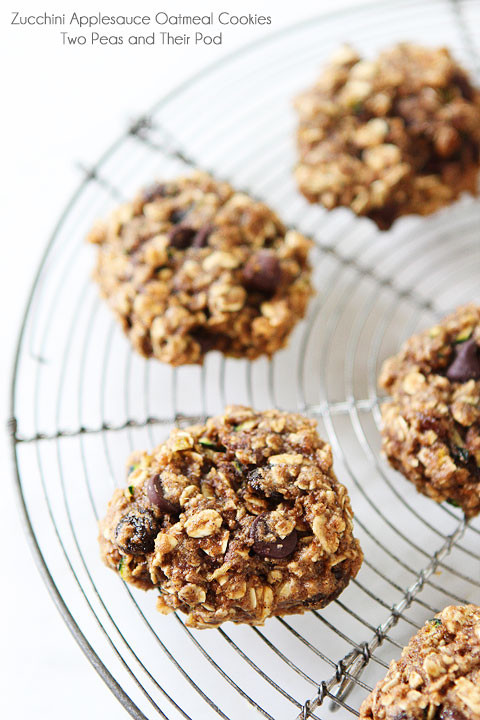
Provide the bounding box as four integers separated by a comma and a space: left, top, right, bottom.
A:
9, 1, 480, 718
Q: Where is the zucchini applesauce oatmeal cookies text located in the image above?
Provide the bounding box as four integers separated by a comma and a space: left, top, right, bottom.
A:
99, 406, 363, 628
379, 304, 480, 517
88, 172, 313, 365
294, 43, 480, 229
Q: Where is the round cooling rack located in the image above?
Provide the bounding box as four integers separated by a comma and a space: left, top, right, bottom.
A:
9, 1, 480, 718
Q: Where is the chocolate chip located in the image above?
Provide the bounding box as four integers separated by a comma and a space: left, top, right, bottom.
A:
369, 203, 397, 231
417, 412, 448, 443
249, 513, 298, 559
140, 334, 153, 356
145, 474, 179, 514
168, 225, 197, 249
115, 510, 159, 555
191, 329, 224, 354
192, 224, 214, 248
331, 560, 347, 581
242, 250, 282, 295
446, 338, 480, 382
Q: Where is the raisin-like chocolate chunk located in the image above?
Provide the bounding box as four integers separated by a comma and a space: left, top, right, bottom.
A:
447, 338, 480, 382
168, 225, 197, 249
190, 329, 223, 354
193, 224, 214, 248
145, 474, 179, 514
250, 512, 298, 559
243, 250, 282, 295
115, 510, 159, 555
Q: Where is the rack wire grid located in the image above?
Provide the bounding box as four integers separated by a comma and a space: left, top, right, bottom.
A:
9, 1, 480, 718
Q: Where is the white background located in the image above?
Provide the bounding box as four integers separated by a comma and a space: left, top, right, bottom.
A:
1, 1, 365, 717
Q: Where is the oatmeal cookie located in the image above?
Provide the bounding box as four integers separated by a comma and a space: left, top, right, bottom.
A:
379, 304, 480, 517
99, 406, 363, 628
294, 43, 480, 229
360, 604, 480, 720
88, 172, 313, 365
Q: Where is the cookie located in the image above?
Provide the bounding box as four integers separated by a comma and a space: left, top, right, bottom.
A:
379, 304, 480, 517
99, 406, 363, 628
359, 604, 480, 720
88, 172, 313, 365
294, 43, 480, 229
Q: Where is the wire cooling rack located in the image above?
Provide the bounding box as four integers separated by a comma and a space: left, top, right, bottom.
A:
9, 1, 480, 718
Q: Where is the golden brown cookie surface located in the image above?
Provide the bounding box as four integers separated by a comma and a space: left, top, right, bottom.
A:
295, 44, 480, 229
379, 304, 480, 516
360, 605, 480, 720
99, 406, 363, 628
88, 172, 313, 365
